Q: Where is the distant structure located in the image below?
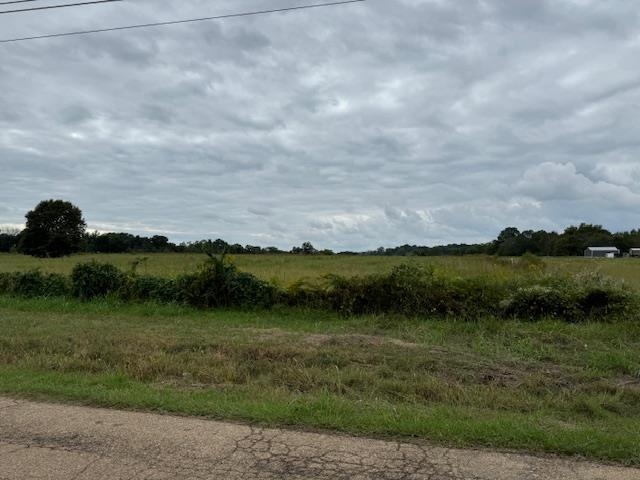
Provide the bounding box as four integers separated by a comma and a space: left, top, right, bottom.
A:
630, 248, 640, 257
584, 247, 620, 258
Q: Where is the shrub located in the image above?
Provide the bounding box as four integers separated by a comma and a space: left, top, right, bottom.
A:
576, 286, 633, 318
500, 271, 637, 322
71, 261, 124, 300
176, 255, 277, 308
320, 264, 507, 318
0, 273, 10, 295
571, 271, 636, 319
501, 285, 577, 321
120, 275, 181, 303
1, 258, 635, 323
282, 279, 327, 308
0, 270, 69, 297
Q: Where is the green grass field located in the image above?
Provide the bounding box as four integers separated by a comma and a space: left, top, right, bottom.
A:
0, 296, 639, 463
1, 252, 640, 288
1, 253, 639, 463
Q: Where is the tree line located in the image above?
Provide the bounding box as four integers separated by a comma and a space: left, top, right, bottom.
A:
1, 200, 639, 257
375, 224, 640, 257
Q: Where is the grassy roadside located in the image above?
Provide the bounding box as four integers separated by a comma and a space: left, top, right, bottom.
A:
1, 296, 639, 464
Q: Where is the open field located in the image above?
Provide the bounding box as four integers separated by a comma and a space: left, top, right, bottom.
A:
1, 296, 640, 464
1, 252, 640, 288
1, 253, 639, 463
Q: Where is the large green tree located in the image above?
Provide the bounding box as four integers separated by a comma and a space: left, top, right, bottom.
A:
19, 200, 86, 257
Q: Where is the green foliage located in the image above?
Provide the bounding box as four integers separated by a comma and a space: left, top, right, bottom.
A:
18, 199, 86, 258
0, 256, 636, 322
284, 263, 635, 322
321, 264, 506, 318
0, 231, 19, 253
176, 254, 277, 308
571, 271, 636, 319
120, 275, 181, 303
3, 298, 640, 464
501, 286, 577, 321
71, 261, 124, 300
0, 270, 69, 297
501, 272, 636, 321
518, 253, 546, 271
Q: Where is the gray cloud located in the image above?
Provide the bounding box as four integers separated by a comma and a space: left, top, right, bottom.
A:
1, 0, 640, 250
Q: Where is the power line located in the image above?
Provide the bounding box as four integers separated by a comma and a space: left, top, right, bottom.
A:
0, 0, 45, 5
0, 0, 122, 14
0, 0, 366, 43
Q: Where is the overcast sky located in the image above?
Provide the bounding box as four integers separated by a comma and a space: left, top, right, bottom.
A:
1, 0, 640, 250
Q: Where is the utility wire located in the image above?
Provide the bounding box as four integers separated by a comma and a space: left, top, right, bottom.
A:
0, 0, 45, 5
0, 0, 121, 14
0, 0, 366, 43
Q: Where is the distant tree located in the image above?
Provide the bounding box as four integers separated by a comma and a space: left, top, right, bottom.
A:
492, 227, 522, 256
0, 227, 21, 253
553, 224, 613, 256
497, 227, 520, 243
19, 200, 86, 257
614, 229, 640, 251
244, 244, 263, 254
228, 243, 245, 254
151, 235, 169, 251
301, 241, 316, 255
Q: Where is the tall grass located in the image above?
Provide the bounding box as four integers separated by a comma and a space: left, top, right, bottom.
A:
2, 252, 640, 289
0, 296, 639, 463
0, 255, 637, 322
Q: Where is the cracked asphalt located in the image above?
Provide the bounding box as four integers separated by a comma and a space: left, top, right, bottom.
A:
1, 397, 639, 479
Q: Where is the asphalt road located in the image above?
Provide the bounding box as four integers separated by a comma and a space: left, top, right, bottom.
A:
0, 396, 638, 479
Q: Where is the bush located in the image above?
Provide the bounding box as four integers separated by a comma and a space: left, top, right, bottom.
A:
282, 279, 327, 308
0, 270, 69, 298
501, 285, 577, 321
320, 264, 507, 318
176, 255, 277, 308
576, 286, 632, 318
289, 263, 636, 322
119, 275, 181, 303
0, 258, 635, 322
500, 271, 637, 322
71, 261, 124, 300
571, 272, 636, 319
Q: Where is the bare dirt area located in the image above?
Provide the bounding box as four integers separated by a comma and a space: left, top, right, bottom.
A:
1, 396, 639, 480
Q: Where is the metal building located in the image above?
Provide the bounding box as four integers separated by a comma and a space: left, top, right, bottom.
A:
583, 247, 620, 258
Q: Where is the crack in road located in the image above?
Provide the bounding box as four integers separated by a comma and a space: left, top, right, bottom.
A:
0, 397, 638, 479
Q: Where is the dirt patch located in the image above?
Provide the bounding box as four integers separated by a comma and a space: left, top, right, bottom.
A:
617, 377, 640, 391
424, 346, 571, 389
236, 328, 420, 349
302, 333, 420, 349
239, 328, 291, 343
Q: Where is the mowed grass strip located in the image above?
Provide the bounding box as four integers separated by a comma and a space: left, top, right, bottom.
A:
1, 296, 639, 464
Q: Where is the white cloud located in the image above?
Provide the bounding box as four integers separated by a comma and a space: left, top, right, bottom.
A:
518, 162, 640, 207
2, 0, 640, 250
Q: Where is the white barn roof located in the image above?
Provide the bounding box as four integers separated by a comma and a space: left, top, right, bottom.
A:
585, 247, 619, 252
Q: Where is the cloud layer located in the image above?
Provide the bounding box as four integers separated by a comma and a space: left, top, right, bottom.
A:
1, 0, 640, 250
